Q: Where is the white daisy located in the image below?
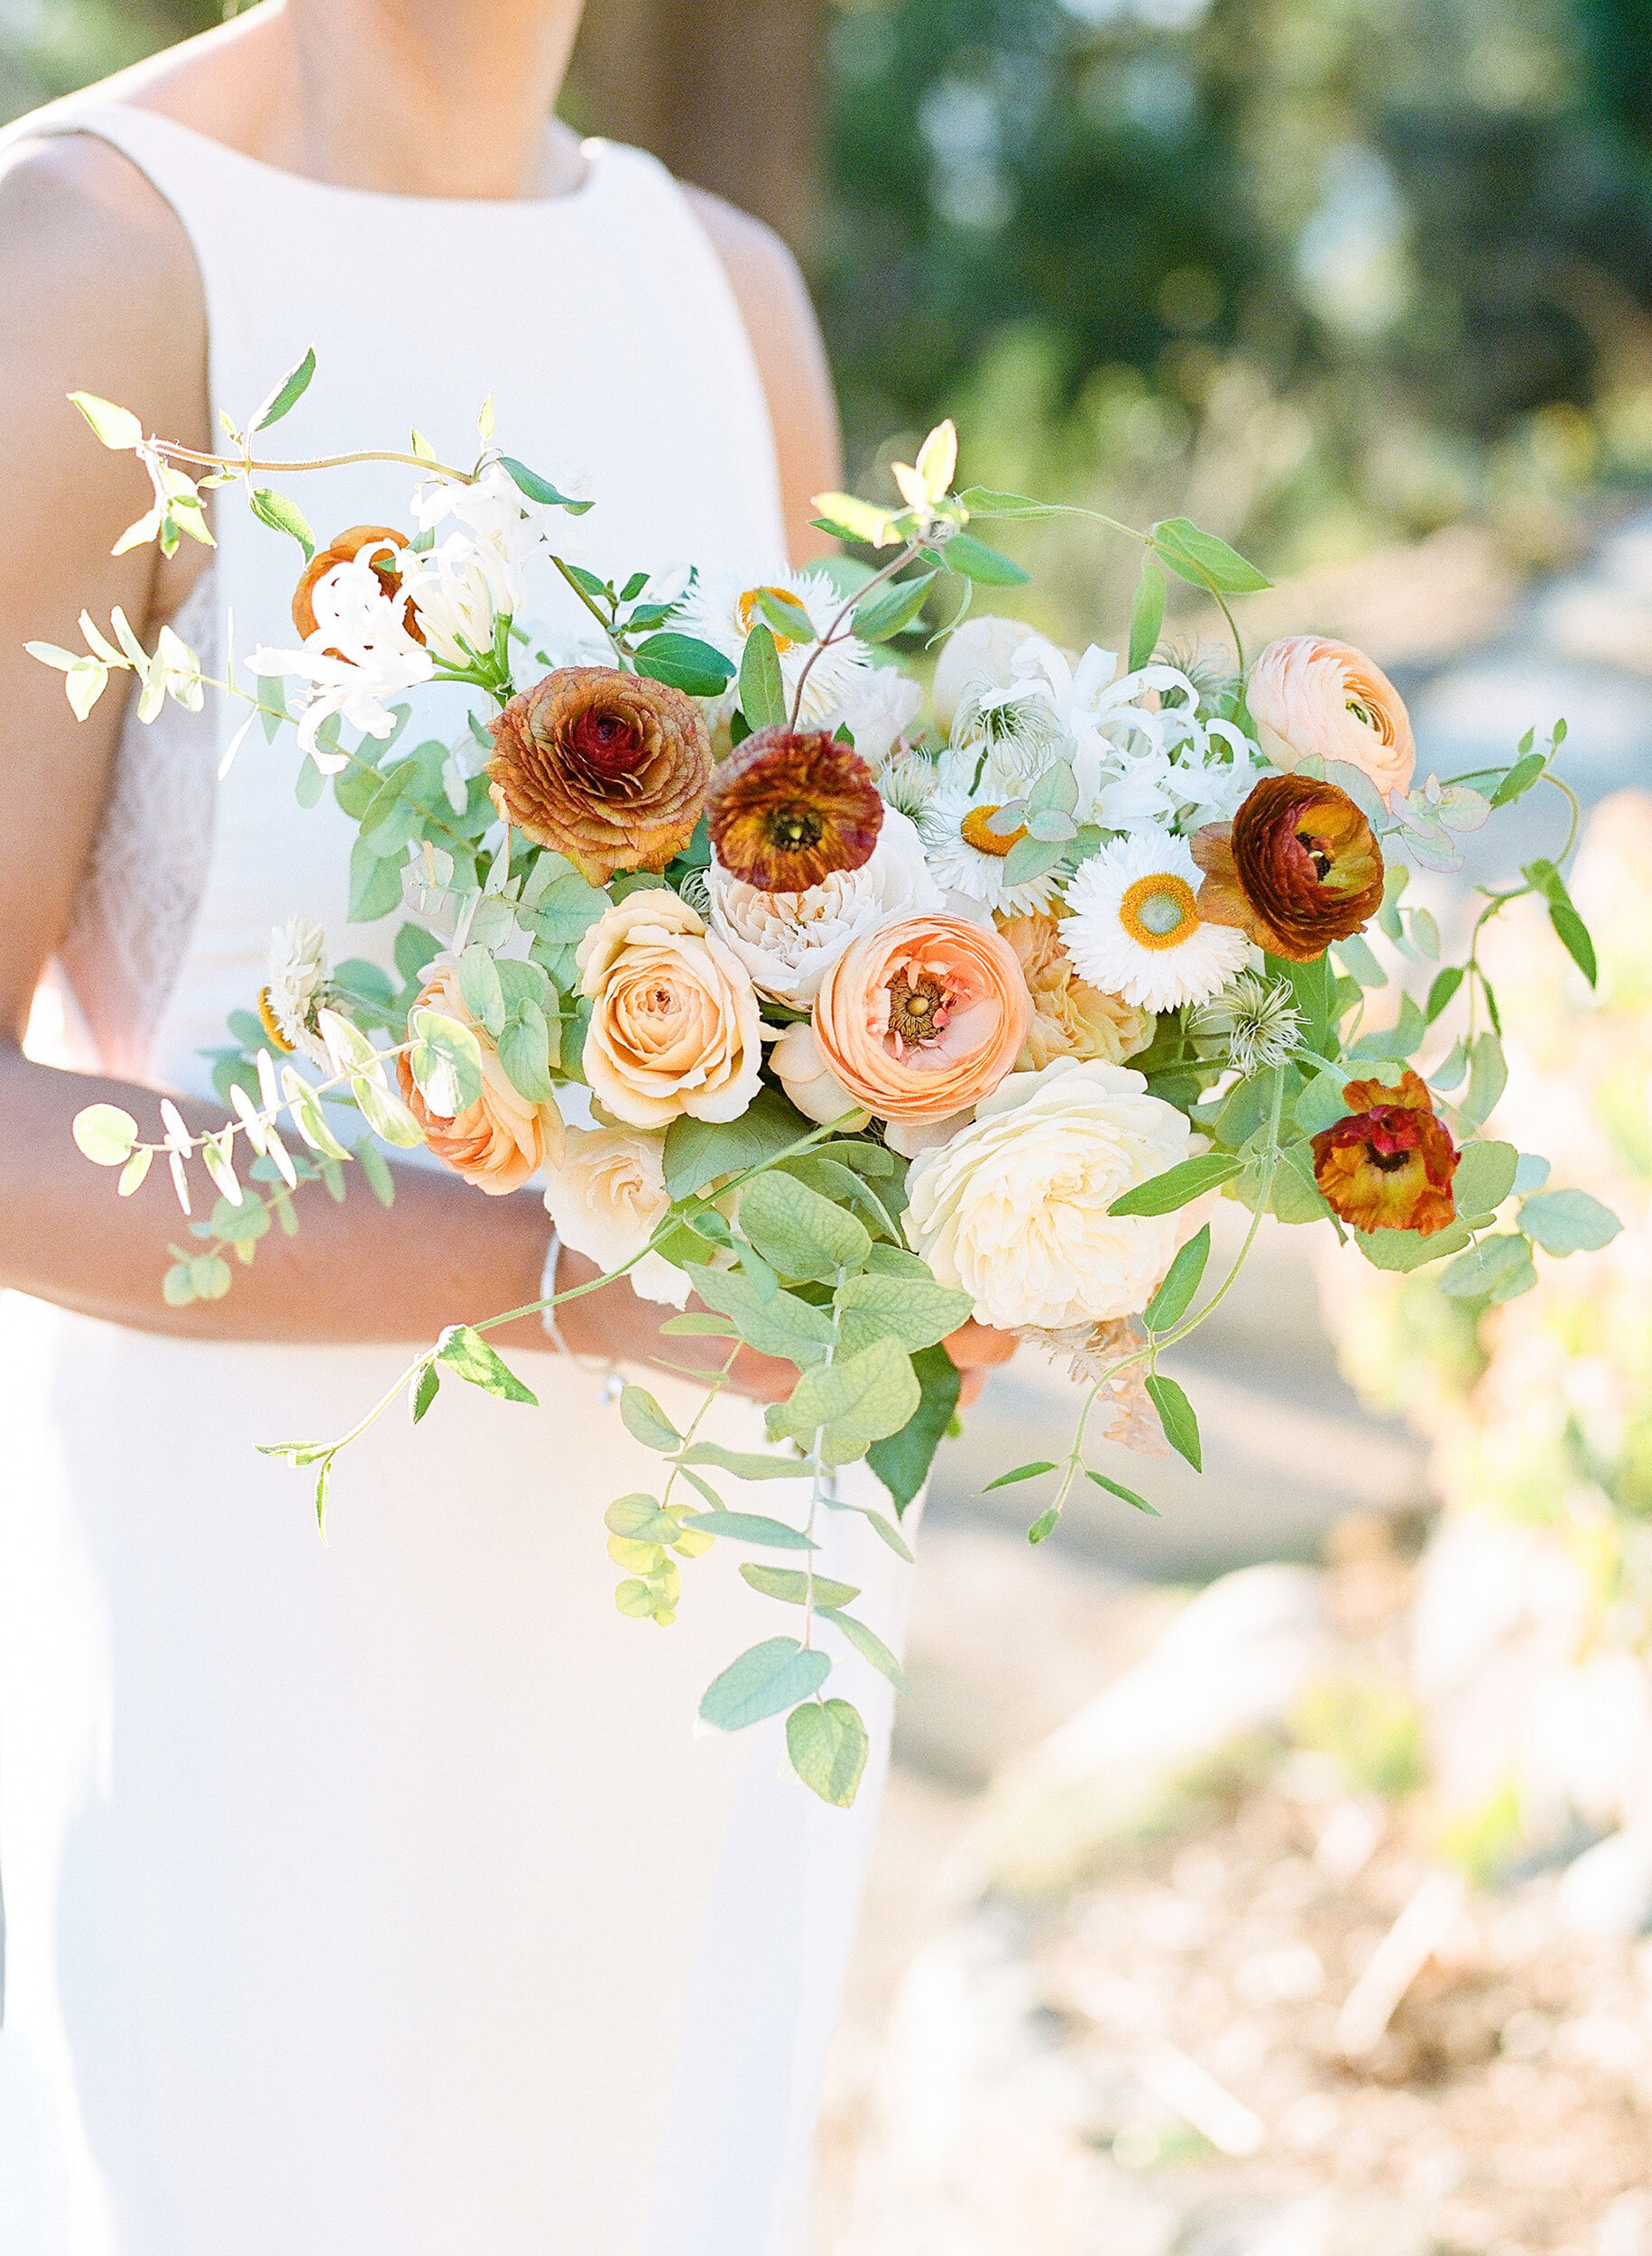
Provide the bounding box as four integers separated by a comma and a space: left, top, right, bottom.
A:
673, 565, 873, 726
1062, 830, 1250, 1012
917, 756, 1060, 918
261, 917, 331, 1066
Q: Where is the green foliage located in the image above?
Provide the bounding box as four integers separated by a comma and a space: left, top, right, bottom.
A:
787, 1698, 870, 1807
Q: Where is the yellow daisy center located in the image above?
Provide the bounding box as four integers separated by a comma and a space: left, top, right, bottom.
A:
737, 585, 804, 657
1119, 872, 1198, 950
960, 803, 1025, 859
256, 985, 297, 1053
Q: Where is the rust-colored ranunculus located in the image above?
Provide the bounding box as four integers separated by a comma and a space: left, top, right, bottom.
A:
706, 726, 883, 892
292, 525, 420, 643
1310, 1068, 1459, 1235
1193, 772, 1385, 963
486, 667, 712, 886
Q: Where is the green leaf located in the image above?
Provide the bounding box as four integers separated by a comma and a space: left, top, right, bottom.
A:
497, 1004, 558, 1105
767, 1336, 921, 1467
685, 1266, 835, 1366
498, 456, 594, 513
532, 870, 608, 946
188, 1253, 232, 1301
833, 1271, 974, 1355
1459, 1032, 1508, 1131
1438, 1234, 1537, 1300
857, 1509, 916, 1562
632, 632, 736, 698
1027, 1506, 1061, 1544
250, 346, 317, 432
1426, 965, 1465, 1023
854, 571, 938, 644
457, 945, 507, 1039
1086, 1469, 1160, 1515
1145, 1224, 1211, 1332
663, 1087, 809, 1199
699, 1637, 831, 1732
984, 1461, 1057, 1489
818, 1607, 910, 1696
787, 1698, 869, 1807
866, 1341, 960, 1514
162, 1262, 198, 1307
70, 391, 143, 450
754, 587, 816, 643
619, 1383, 681, 1451
435, 1325, 539, 1405
659, 1310, 736, 1337
955, 486, 1058, 521
810, 491, 904, 548
1346, 992, 1425, 1063
1517, 1187, 1622, 1255
680, 1512, 817, 1549
937, 533, 1029, 587
739, 1167, 872, 1282
348, 837, 406, 923
678, 1441, 808, 1482
73, 1103, 138, 1166
605, 1493, 685, 1542
1150, 516, 1272, 594
1109, 1153, 1241, 1217
1549, 901, 1598, 988
411, 1363, 439, 1423
1145, 1373, 1202, 1470
1489, 750, 1546, 808
1453, 1139, 1518, 1216
407, 1008, 485, 1117
1357, 1216, 1476, 1273
249, 486, 316, 561
1295, 1070, 1351, 1136
738, 623, 787, 730
1334, 934, 1387, 989
740, 1563, 861, 1609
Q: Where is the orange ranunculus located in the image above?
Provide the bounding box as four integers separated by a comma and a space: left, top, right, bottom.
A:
292, 525, 420, 643
1248, 635, 1415, 805
1310, 1068, 1459, 1235
396, 961, 563, 1196
811, 913, 1032, 1125
486, 667, 712, 885
1193, 772, 1385, 964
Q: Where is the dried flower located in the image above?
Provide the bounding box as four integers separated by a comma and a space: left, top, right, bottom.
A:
706, 725, 883, 892
486, 667, 711, 885
1310, 1068, 1459, 1235
1193, 772, 1385, 963
1021, 1316, 1168, 1454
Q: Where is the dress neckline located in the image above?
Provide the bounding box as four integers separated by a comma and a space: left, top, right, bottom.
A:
81, 102, 612, 218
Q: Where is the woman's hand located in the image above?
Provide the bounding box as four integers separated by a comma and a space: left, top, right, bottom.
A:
943, 1318, 1019, 1409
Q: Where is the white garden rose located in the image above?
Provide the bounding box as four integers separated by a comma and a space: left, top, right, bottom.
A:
706, 807, 941, 1006
902, 1056, 1200, 1331
824, 667, 926, 772
542, 1125, 691, 1309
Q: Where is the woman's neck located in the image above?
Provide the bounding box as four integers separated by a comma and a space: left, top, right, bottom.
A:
119, 0, 590, 202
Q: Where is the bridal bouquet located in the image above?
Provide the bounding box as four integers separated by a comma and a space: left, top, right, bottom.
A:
39, 356, 1614, 1804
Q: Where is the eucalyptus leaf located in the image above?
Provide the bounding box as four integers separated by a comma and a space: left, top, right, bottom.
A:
435, 1324, 538, 1405
1518, 1187, 1622, 1255
740, 1167, 872, 1283
740, 1563, 861, 1609
866, 1341, 960, 1514
685, 1266, 835, 1367
788, 1697, 869, 1806
680, 1512, 817, 1550
818, 1607, 911, 1696
619, 1384, 680, 1452
767, 1336, 920, 1467
833, 1271, 973, 1354
698, 1638, 831, 1733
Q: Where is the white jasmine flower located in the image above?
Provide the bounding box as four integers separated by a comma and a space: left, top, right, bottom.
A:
674, 566, 873, 726
706, 807, 942, 1005
261, 916, 330, 1065
903, 1056, 1204, 1331
1062, 830, 1250, 1012
401, 461, 554, 670
247, 552, 433, 765
918, 755, 1061, 918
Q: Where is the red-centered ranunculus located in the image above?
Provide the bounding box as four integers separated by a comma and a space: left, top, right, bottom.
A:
706, 726, 883, 892
1310, 1068, 1459, 1235
486, 667, 712, 885
1193, 772, 1385, 963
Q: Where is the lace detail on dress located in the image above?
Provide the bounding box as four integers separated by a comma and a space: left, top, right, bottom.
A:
57, 569, 221, 1081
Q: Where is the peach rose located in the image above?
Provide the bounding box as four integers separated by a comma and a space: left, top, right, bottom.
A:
811, 912, 1032, 1126
577, 890, 763, 1128
1247, 635, 1416, 805
396, 960, 563, 1195
995, 910, 1154, 1072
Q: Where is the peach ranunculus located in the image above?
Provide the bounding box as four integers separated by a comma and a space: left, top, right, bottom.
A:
1247, 635, 1416, 805
811, 912, 1032, 1126
577, 891, 763, 1128
995, 910, 1154, 1072
396, 960, 563, 1195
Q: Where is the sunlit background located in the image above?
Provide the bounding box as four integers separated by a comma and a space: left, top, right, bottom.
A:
9, 2, 1652, 2246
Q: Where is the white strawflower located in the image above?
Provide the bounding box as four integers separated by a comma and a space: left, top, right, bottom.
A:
246, 552, 434, 765
1190, 970, 1304, 1077
543, 1125, 689, 1309
706, 807, 942, 1005
918, 755, 1060, 918
903, 1056, 1204, 1331
674, 566, 873, 726
1062, 830, 1250, 1012
262, 917, 330, 1065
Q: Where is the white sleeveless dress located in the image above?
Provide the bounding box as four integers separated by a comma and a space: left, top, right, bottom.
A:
0, 104, 909, 2256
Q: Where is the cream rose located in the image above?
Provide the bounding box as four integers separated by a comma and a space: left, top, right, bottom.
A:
542, 1124, 689, 1308
769, 1021, 870, 1130
1247, 634, 1416, 806
577, 890, 763, 1128
706, 808, 941, 1007
902, 1056, 1200, 1331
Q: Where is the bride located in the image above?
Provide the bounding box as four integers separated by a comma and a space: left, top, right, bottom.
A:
0, 5, 1008, 2249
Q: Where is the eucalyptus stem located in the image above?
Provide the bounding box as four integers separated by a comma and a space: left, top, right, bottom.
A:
155, 439, 475, 484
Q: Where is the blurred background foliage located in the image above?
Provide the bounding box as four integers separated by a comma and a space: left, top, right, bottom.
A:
4, 0, 1650, 643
